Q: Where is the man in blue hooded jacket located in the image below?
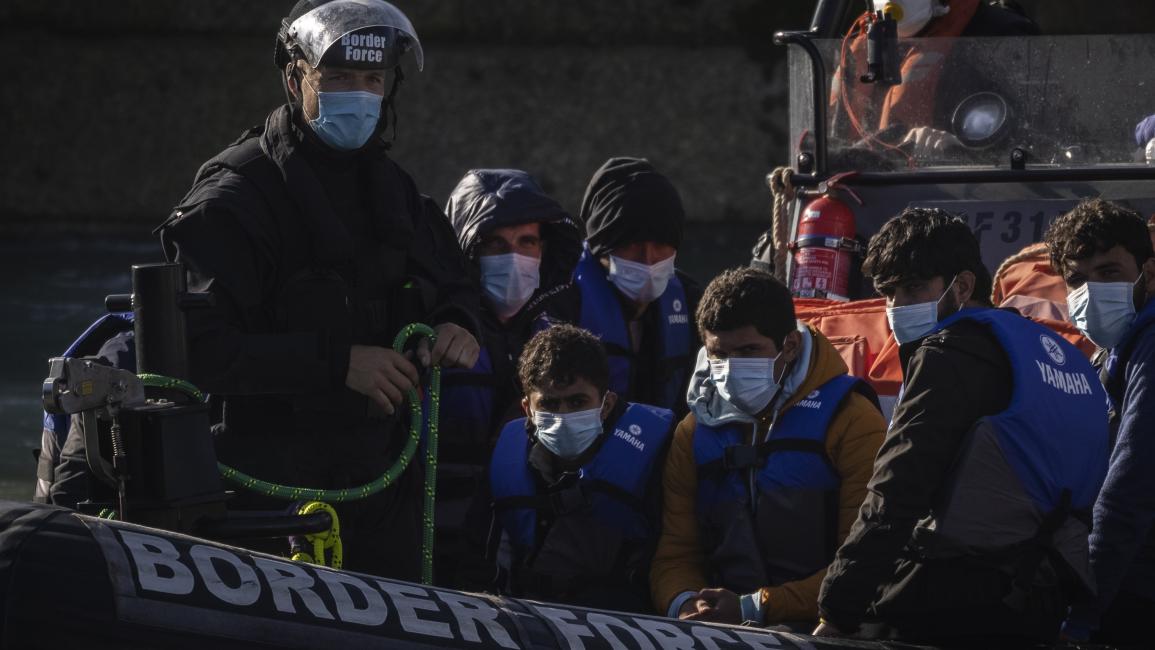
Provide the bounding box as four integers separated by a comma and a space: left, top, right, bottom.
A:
438, 168, 582, 589
1046, 199, 1155, 646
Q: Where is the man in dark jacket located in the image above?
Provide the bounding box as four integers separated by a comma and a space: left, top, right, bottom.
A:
436, 168, 582, 589
1045, 199, 1155, 646
489, 324, 673, 613
543, 157, 701, 417
152, 0, 480, 579
814, 208, 1109, 645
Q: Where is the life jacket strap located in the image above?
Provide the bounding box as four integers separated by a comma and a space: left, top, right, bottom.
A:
699, 439, 830, 479
493, 479, 646, 518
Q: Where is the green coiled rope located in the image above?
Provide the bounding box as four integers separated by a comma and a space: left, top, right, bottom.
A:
139, 322, 440, 585
136, 374, 204, 403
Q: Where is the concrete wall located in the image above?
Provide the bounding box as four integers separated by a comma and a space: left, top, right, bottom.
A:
0, 0, 805, 228
1, 1, 1149, 228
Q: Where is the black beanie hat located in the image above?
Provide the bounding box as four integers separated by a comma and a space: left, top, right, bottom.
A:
580, 157, 685, 257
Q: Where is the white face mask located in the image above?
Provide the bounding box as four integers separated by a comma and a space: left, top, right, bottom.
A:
886, 276, 956, 345
710, 356, 780, 416
871, 0, 948, 38
532, 398, 606, 460
479, 253, 541, 319
1067, 279, 1140, 350
607, 254, 676, 304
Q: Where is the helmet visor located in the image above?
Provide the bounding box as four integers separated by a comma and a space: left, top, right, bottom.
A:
288, 0, 423, 71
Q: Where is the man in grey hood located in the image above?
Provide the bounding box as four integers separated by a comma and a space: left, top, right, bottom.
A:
652, 267, 885, 628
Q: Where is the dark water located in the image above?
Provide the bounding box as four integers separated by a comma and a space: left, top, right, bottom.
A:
0, 222, 767, 501
0, 234, 163, 501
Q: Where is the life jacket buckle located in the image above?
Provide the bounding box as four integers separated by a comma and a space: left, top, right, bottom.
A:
550, 484, 588, 515
723, 444, 761, 471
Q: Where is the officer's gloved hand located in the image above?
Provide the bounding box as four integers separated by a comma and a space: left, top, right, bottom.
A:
416, 323, 480, 370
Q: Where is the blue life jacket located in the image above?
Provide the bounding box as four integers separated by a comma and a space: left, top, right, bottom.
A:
573, 248, 692, 411
438, 347, 498, 456
489, 403, 673, 568
693, 374, 869, 592
919, 308, 1109, 591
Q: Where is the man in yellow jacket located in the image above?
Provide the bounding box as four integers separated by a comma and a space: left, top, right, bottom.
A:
650, 267, 886, 626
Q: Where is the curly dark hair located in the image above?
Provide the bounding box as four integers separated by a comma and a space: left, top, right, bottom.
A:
863, 207, 992, 304
696, 267, 795, 347
518, 324, 609, 395
1045, 199, 1153, 275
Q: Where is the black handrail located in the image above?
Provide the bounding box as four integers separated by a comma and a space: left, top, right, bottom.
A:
774, 29, 829, 177
810, 0, 851, 38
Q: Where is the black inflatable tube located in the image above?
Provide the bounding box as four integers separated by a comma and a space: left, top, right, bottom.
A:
0, 501, 922, 650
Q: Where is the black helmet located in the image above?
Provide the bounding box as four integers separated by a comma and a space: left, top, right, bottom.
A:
274, 0, 423, 72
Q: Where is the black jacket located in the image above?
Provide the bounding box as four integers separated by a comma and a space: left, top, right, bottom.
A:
158, 104, 478, 442
817, 317, 1066, 642
154, 105, 480, 579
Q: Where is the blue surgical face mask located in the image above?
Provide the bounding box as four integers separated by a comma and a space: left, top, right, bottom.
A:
1067, 277, 1140, 349
886, 276, 957, 345
607, 254, 676, 304
305, 78, 382, 151
532, 398, 606, 459
710, 356, 781, 416
478, 253, 541, 319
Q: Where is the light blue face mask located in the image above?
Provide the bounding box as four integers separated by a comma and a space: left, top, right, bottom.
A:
607, 254, 676, 304
709, 356, 781, 416
1067, 277, 1140, 349
886, 276, 956, 345
307, 86, 383, 151
532, 397, 606, 459
479, 253, 541, 319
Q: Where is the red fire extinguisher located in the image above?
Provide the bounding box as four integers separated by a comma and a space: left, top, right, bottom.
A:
790, 195, 862, 301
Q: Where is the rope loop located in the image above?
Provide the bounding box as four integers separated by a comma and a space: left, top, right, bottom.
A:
767, 166, 797, 283
137, 322, 441, 585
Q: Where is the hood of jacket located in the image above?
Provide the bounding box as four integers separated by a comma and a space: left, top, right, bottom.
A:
446, 169, 582, 290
